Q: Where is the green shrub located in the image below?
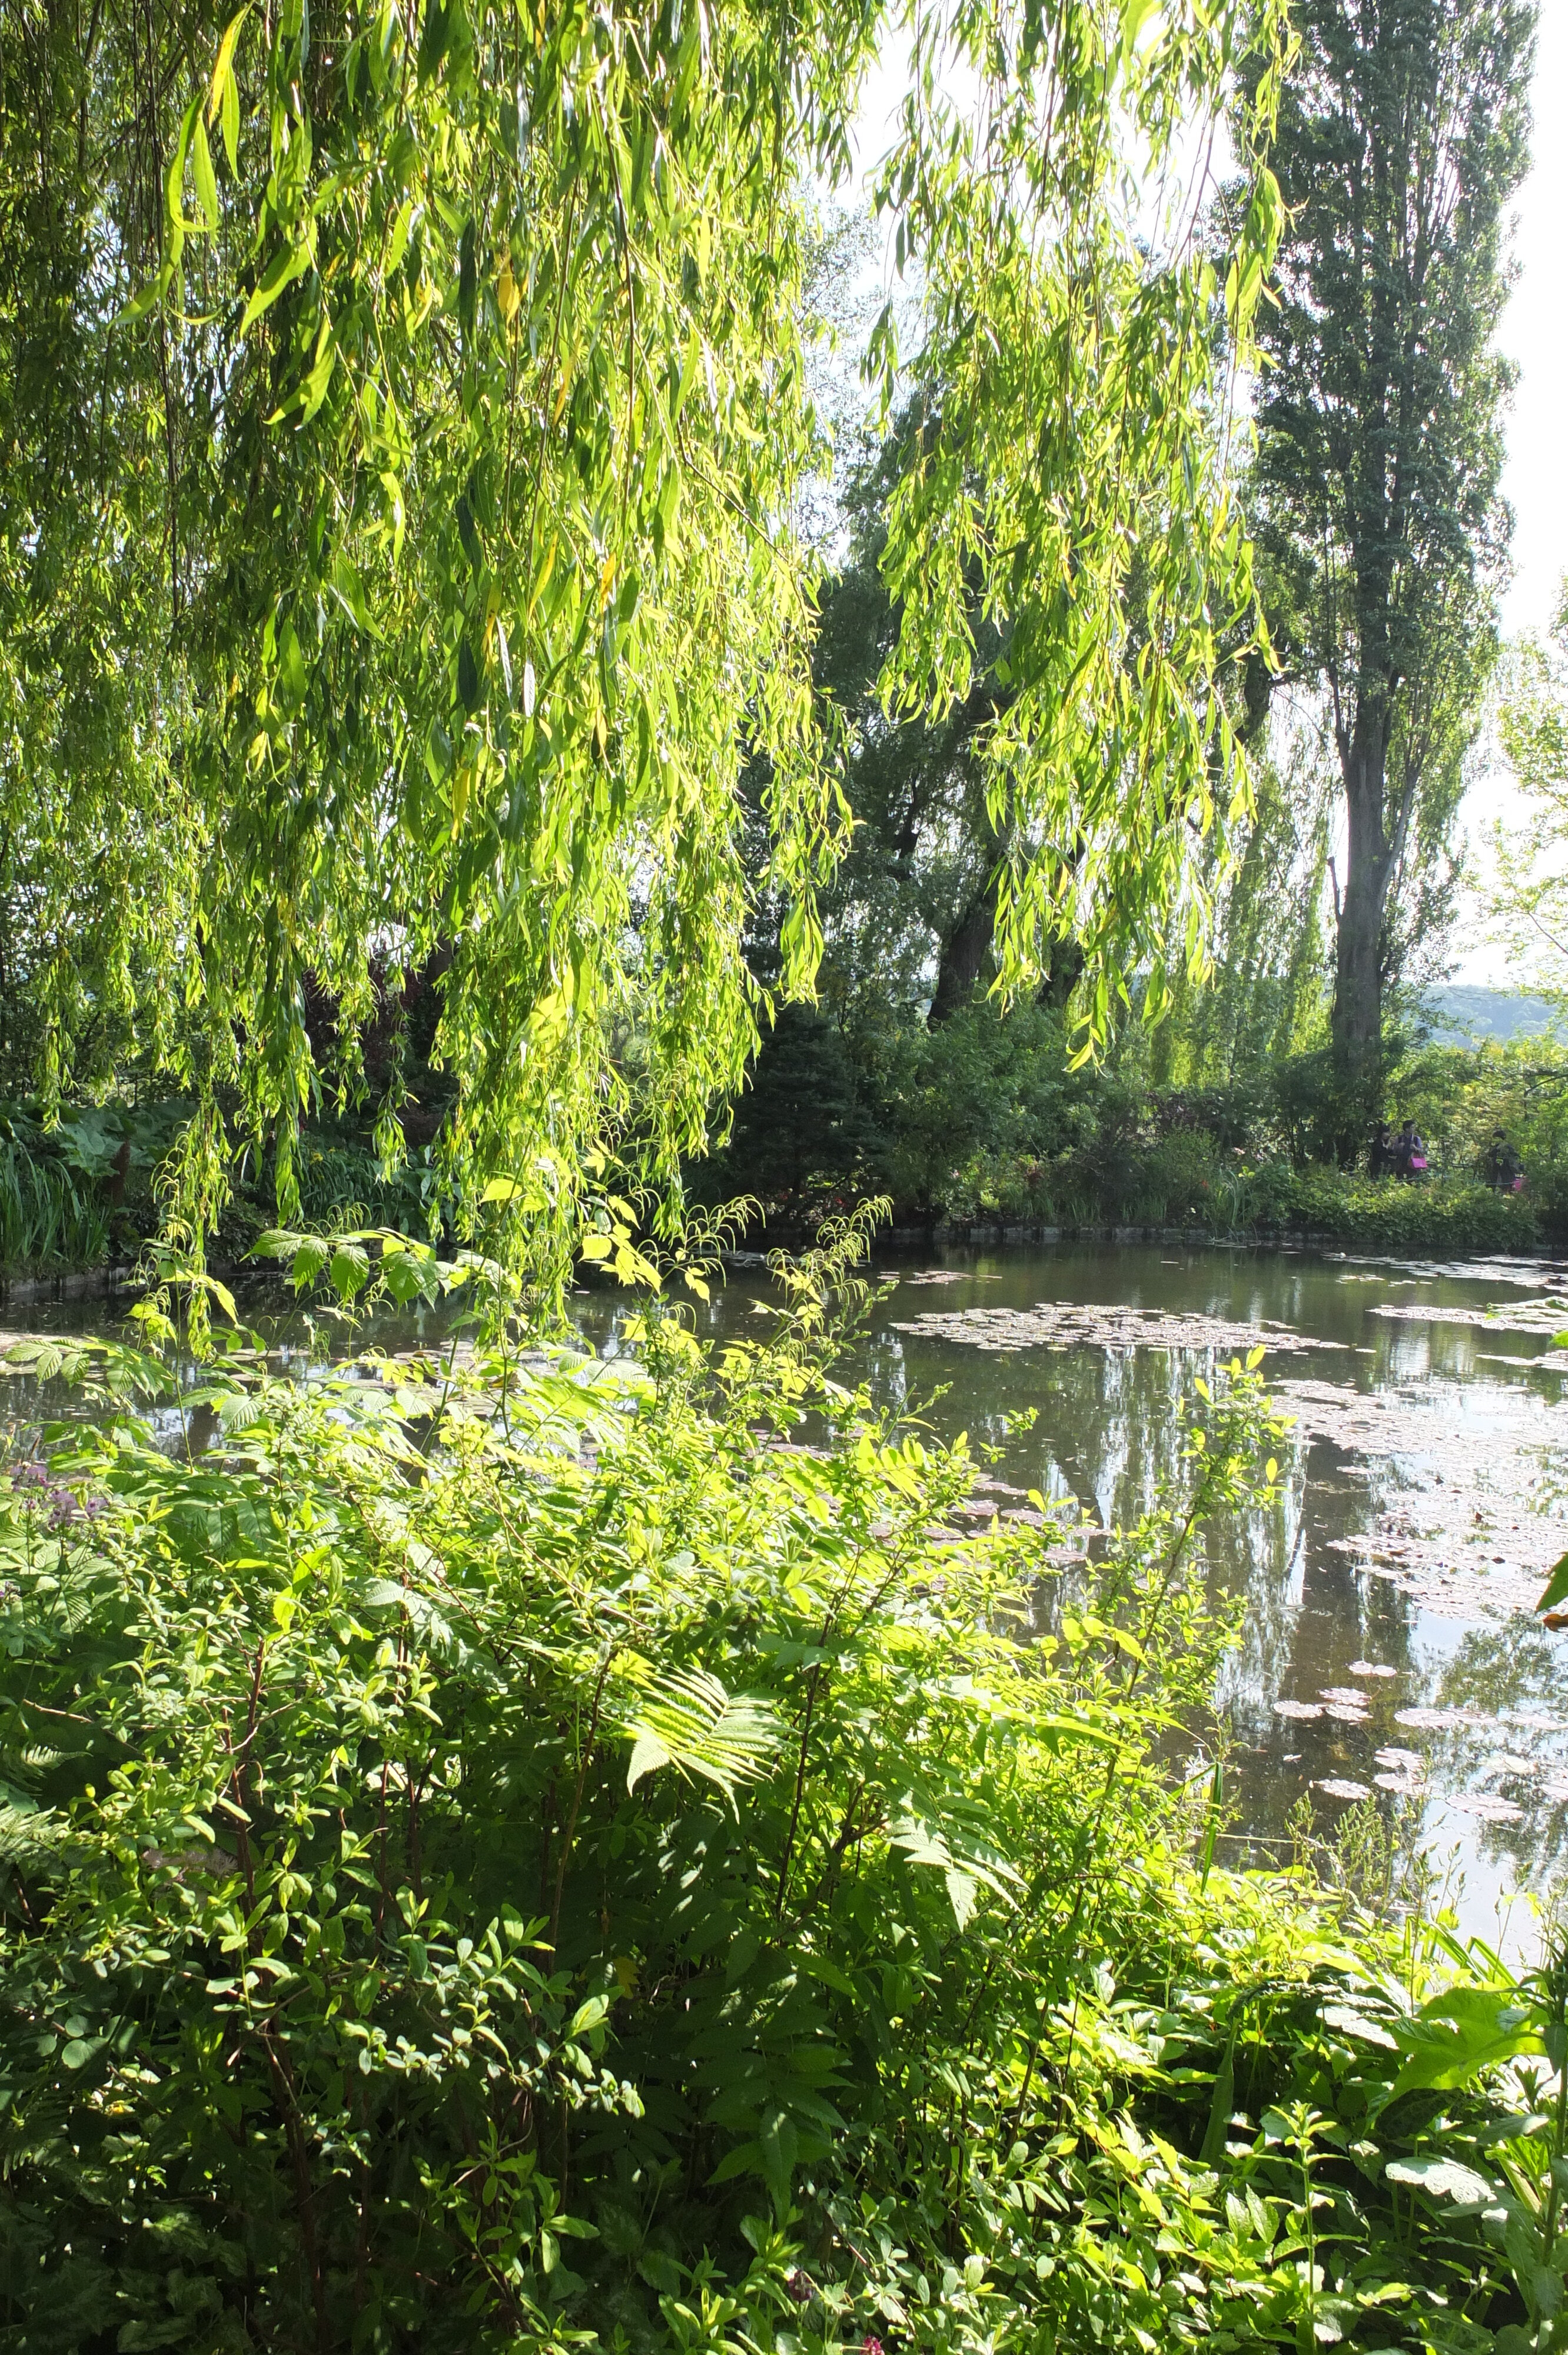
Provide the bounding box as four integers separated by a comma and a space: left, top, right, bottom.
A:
4, 1241, 1567, 2354
293, 1135, 448, 1238
878, 1002, 1113, 1212
1101, 1127, 1228, 1224
1274, 1168, 1539, 1251
695, 1003, 889, 1211
0, 1115, 111, 1275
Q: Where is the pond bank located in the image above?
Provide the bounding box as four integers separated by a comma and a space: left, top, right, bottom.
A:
762, 1174, 1548, 1256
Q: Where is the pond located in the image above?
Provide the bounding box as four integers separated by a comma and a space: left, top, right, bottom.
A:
8, 1236, 1568, 1951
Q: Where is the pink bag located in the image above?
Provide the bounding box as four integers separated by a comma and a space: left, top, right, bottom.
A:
1513, 1173, 1526, 1193
1408, 1153, 1427, 1172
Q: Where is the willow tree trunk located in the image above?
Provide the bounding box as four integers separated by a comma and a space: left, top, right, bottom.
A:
928, 885, 998, 1024
1331, 715, 1394, 1136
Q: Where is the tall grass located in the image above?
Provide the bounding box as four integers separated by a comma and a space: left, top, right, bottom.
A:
0, 1137, 110, 1275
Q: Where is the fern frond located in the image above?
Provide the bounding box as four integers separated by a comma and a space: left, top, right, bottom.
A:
623, 1664, 780, 1805
0, 1799, 66, 1866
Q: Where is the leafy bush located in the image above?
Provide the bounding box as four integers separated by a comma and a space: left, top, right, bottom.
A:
877, 1003, 1115, 1212
6, 1239, 1568, 2354
1101, 1127, 1229, 1225
292, 1136, 448, 1239
696, 1004, 889, 1212
1271, 1169, 1539, 1251
701, 1002, 1114, 1223
700, 1005, 1568, 1250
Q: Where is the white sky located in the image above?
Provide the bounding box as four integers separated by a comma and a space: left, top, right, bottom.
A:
1454, 1, 1568, 983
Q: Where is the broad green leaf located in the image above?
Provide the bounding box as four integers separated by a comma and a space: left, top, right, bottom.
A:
328, 1243, 371, 1301
1321, 2004, 1398, 2051
1384, 2157, 1497, 2211
1389, 1986, 1543, 2100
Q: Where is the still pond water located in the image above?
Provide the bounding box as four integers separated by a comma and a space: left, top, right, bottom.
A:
11, 1238, 1568, 1952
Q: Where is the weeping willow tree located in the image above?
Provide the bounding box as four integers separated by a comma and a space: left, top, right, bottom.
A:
0, 1, 205, 1102
0, 0, 1290, 1277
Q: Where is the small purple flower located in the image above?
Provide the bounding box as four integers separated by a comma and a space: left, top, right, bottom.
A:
6, 1461, 104, 1527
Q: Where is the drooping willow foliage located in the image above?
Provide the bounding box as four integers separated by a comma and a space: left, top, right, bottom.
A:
0, 0, 1289, 1264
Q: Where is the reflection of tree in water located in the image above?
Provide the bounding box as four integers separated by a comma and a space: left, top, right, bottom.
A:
875, 1325, 1433, 1851
1429, 1626, 1568, 1886
683, 1255, 1568, 1907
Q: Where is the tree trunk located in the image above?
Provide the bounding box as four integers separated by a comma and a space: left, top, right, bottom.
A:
1330, 715, 1394, 1142
928, 887, 996, 1024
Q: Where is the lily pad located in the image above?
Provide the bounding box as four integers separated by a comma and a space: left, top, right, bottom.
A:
892, 1302, 1347, 1358
1446, 1793, 1525, 1823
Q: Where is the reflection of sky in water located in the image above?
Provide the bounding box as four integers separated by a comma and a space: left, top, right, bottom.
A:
9, 1240, 1568, 1959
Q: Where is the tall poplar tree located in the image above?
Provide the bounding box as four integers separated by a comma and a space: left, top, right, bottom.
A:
1241, 0, 1533, 1115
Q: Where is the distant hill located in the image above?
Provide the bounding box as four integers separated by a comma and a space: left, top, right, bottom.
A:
1417, 985, 1565, 1044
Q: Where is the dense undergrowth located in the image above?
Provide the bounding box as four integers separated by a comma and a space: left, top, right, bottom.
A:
696, 1002, 1568, 1248
0, 1102, 447, 1280
0, 1112, 115, 1276
1, 1004, 1565, 1283
4, 1225, 1568, 2354
928, 1150, 1537, 1252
